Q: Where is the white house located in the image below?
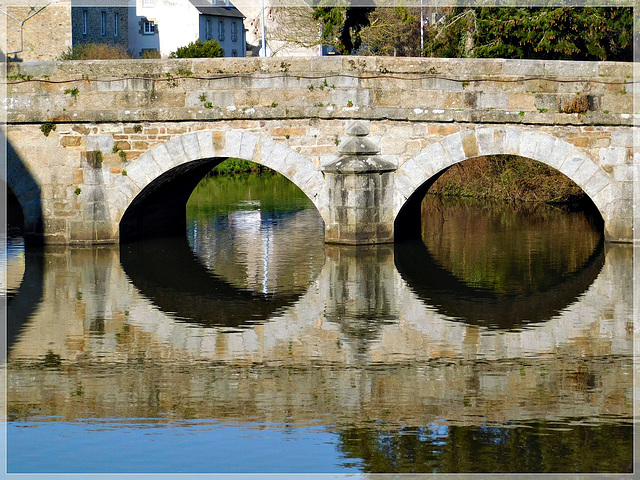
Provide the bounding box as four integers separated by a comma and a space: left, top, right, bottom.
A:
128, 0, 246, 58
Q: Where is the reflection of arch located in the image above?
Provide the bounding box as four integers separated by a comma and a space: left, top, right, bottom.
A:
394, 127, 619, 240
109, 131, 327, 241
5, 137, 43, 243
119, 236, 305, 329
7, 248, 44, 350
394, 237, 605, 329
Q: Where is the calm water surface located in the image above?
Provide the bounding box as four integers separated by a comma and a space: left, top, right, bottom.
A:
4, 174, 634, 474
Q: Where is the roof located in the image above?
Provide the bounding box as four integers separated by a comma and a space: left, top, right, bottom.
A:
189, 0, 245, 19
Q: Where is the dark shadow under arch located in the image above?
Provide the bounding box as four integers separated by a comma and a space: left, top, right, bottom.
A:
119, 236, 304, 329
394, 167, 451, 242
120, 158, 222, 242
5, 138, 44, 244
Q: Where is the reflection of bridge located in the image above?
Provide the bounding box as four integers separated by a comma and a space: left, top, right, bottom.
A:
8, 239, 631, 363
7, 241, 633, 426
4, 57, 637, 245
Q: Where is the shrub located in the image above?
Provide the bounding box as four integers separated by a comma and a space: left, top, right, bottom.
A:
169, 39, 223, 58
58, 43, 132, 60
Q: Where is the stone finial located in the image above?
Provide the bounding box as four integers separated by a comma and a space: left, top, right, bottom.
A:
337, 137, 380, 156
345, 120, 370, 137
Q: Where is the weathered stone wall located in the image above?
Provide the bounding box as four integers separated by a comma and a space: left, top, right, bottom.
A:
4, 4, 72, 62
5, 56, 636, 125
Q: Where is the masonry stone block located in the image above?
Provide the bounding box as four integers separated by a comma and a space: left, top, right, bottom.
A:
612, 165, 633, 182
518, 130, 539, 160
559, 155, 586, 178
505, 128, 524, 156
136, 152, 163, 181
223, 130, 243, 158
476, 127, 505, 156
599, 146, 628, 166
122, 161, 151, 190
440, 133, 465, 165
547, 139, 574, 170
572, 160, 600, 187
195, 131, 216, 159
180, 133, 201, 161
151, 142, 179, 172
86, 135, 114, 153
582, 170, 611, 198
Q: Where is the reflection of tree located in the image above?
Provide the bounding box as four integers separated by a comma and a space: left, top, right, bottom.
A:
395, 198, 605, 328
337, 422, 632, 473
421, 196, 603, 295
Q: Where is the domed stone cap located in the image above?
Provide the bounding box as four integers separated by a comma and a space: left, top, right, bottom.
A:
323, 155, 397, 174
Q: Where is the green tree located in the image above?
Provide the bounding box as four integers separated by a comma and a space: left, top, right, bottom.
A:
313, 7, 372, 54
358, 8, 422, 56
425, 7, 633, 61
169, 39, 223, 58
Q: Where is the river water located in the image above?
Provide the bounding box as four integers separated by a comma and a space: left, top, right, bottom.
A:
3, 173, 635, 475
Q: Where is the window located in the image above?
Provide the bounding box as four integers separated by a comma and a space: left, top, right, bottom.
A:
231, 21, 237, 42
205, 19, 212, 39
101, 11, 106, 35
82, 10, 87, 35
218, 20, 224, 41
143, 21, 155, 34
143, 0, 154, 6
232, 49, 238, 57
114, 12, 119, 36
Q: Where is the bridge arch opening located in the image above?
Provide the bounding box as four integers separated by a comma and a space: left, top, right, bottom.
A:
116, 131, 327, 243
394, 128, 615, 242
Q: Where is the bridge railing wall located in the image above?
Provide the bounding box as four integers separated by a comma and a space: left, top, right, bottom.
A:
5, 57, 636, 126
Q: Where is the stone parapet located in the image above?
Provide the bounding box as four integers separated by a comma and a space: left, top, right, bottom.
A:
5, 57, 637, 126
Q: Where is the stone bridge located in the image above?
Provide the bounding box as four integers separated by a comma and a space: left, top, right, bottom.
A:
3, 57, 638, 244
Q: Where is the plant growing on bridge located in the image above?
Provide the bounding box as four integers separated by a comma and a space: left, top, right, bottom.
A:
64, 87, 79, 98
40, 122, 56, 137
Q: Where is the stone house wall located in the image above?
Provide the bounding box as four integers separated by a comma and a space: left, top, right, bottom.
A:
4, 4, 72, 61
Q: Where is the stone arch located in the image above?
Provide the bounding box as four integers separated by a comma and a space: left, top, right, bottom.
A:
106, 130, 327, 241
393, 126, 622, 241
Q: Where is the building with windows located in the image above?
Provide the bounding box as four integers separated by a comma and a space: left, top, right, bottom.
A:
72, 6, 129, 51
128, 0, 246, 58
3, 0, 245, 61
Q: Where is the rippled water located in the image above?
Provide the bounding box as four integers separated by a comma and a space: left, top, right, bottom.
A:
4, 174, 634, 474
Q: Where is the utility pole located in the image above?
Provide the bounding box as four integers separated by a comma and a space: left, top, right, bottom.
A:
260, 0, 267, 57
420, 0, 424, 56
